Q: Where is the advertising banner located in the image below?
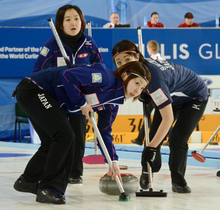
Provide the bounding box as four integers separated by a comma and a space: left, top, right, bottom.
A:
0, 27, 220, 78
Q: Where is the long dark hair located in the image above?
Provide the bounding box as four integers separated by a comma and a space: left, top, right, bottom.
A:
114, 61, 151, 100
112, 39, 145, 64
55, 4, 86, 34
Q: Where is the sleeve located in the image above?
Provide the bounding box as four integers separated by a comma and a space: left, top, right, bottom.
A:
61, 63, 109, 108
97, 105, 119, 162
147, 66, 172, 109
89, 37, 103, 63
103, 23, 111, 28
33, 37, 56, 72
178, 23, 187, 28
147, 21, 151, 27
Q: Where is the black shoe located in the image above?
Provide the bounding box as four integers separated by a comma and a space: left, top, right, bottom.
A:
131, 139, 143, 146
69, 176, 83, 184
172, 183, 191, 193
13, 175, 38, 195
36, 188, 66, 204
217, 170, 220, 177
140, 172, 149, 189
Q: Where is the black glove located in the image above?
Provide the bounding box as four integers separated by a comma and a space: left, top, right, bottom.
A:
138, 92, 152, 104
141, 146, 158, 170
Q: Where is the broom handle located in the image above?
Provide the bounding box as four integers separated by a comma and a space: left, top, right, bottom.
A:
138, 27, 154, 189
87, 20, 98, 155
87, 21, 92, 37
137, 27, 143, 54
199, 125, 220, 154
93, 113, 98, 155
90, 113, 125, 194
47, 18, 71, 68
143, 103, 153, 189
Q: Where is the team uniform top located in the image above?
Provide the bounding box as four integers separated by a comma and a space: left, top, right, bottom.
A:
147, 21, 164, 28
178, 23, 200, 27
33, 33, 102, 71
144, 59, 208, 109
26, 63, 124, 161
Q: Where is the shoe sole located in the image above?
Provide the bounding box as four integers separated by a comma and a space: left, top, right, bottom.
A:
69, 183, 83, 185
172, 186, 191, 193
68, 180, 83, 185
36, 197, 66, 204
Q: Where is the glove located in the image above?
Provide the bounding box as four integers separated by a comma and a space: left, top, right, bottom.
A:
138, 92, 152, 104
141, 146, 158, 170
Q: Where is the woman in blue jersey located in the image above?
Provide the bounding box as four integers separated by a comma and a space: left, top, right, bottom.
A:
13, 62, 150, 204
112, 40, 208, 194
33, 5, 103, 185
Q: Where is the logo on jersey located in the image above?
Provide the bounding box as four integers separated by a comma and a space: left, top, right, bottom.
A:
40, 46, 50, 57
57, 57, 71, 67
92, 73, 102, 83
150, 88, 168, 106
85, 40, 92, 46
57, 57, 66, 67
85, 93, 100, 106
77, 53, 89, 58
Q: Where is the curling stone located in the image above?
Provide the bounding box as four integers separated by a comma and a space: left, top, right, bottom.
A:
99, 173, 138, 195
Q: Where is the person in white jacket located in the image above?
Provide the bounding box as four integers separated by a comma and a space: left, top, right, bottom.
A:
103, 12, 120, 28
147, 40, 164, 61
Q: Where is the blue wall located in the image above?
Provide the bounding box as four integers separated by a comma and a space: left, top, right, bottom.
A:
0, 28, 220, 78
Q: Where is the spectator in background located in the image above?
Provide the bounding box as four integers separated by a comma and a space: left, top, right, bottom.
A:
147, 12, 164, 28
147, 40, 164, 60
103, 12, 120, 28
178, 12, 200, 27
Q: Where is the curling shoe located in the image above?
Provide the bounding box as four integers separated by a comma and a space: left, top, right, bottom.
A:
14, 175, 38, 195
216, 170, 220, 177
36, 188, 66, 204
131, 139, 143, 146
140, 171, 149, 189
69, 176, 83, 184
172, 183, 191, 193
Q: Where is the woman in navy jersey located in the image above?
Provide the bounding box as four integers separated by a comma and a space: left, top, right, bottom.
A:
33, 4, 103, 185
13, 62, 149, 204
112, 40, 208, 194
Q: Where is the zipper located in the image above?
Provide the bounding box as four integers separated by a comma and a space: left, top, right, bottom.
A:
72, 38, 87, 65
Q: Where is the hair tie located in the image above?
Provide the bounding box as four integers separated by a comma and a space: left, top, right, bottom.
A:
127, 72, 149, 85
